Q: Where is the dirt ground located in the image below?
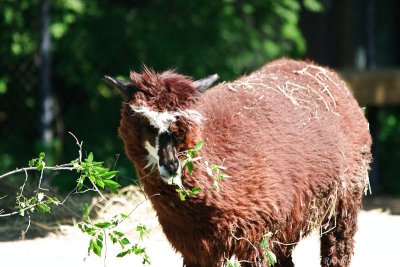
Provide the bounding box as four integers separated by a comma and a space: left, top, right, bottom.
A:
0, 191, 399, 267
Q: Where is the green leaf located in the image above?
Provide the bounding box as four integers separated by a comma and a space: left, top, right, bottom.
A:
211, 164, 219, 171
37, 161, 45, 171
176, 189, 186, 201
189, 187, 201, 196
100, 170, 118, 180
186, 161, 194, 174
110, 235, 117, 244
261, 237, 268, 250
89, 175, 96, 183
96, 234, 104, 246
120, 213, 129, 219
142, 254, 151, 265
39, 152, 45, 159
95, 179, 105, 188
81, 225, 96, 236
49, 196, 60, 205
36, 203, 51, 213
187, 149, 197, 158
88, 239, 94, 255
77, 180, 84, 191
91, 162, 104, 167
91, 239, 102, 257
89, 239, 103, 256
95, 222, 112, 229
266, 250, 277, 266
103, 179, 121, 188
112, 230, 125, 237
303, 0, 324, 12
117, 250, 130, 257
28, 159, 36, 167
109, 186, 118, 195
194, 140, 204, 151
120, 237, 130, 246
87, 152, 94, 163
216, 174, 224, 181
83, 203, 90, 221
136, 224, 150, 240
226, 258, 241, 267
132, 245, 146, 255
18, 209, 25, 216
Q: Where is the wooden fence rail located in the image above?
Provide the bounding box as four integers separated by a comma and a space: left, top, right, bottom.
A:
341, 69, 400, 106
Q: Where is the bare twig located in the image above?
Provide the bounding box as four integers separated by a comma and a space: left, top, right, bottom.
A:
90, 180, 120, 214
0, 165, 75, 181
69, 131, 83, 163
229, 224, 262, 265
20, 212, 31, 239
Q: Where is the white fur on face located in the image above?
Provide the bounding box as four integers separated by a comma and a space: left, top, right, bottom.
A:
132, 106, 176, 133
144, 139, 159, 170
130, 105, 203, 133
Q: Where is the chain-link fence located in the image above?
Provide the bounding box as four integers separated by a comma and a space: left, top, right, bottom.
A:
0, 55, 41, 170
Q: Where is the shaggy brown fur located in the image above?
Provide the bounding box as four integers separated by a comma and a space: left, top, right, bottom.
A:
117, 58, 371, 267
129, 67, 200, 111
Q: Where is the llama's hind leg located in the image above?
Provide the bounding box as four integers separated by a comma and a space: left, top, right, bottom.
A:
273, 246, 294, 267
320, 199, 360, 267
274, 254, 294, 267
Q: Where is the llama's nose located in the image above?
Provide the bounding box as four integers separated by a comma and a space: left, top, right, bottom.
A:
159, 157, 180, 176
168, 159, 180, 174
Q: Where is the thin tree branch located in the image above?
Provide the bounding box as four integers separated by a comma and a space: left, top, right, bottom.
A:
0, 165, 75, 181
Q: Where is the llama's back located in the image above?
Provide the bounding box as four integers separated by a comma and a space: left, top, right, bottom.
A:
197, 58, 371, 234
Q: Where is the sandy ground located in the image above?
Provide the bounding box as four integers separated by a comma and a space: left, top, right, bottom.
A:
1, 195, 399, 267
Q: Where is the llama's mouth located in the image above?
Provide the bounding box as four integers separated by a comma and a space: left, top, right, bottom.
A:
159, 167, 183, 187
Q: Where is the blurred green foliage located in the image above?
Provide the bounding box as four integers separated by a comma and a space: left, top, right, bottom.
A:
5, 0, 398, 195
377, 108, 400, 193
1, 0, 322, 190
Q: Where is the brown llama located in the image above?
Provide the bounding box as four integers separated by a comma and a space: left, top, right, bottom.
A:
105, 58, 371, 267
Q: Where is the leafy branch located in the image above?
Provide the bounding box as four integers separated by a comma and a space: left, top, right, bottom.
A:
227, 224, 277, 267
74, 152, 120, 194
174, 141, 204, 201
174, 140, 230, 201
78, 204, 151, 264
260, 232, 277, 267
205, 160, 230, 192
0, 132, 152, 265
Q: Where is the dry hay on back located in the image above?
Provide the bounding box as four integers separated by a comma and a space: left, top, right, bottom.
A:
227, 63, 347, 120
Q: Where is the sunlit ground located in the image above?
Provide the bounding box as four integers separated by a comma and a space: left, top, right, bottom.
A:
0, 193, 399, 267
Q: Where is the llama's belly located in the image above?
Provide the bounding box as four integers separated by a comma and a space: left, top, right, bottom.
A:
157, 212, 229, 266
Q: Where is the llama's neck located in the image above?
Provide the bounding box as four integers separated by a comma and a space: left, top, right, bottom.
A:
183, 126, 203, 151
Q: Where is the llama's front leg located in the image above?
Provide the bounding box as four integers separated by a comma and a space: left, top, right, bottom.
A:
320, 199, 360, 267
182, 255, 223, 267
182, 260, 202, 267
274, 250, 294, 267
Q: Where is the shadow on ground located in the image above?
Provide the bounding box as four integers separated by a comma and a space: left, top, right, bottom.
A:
362, 194, 400, 214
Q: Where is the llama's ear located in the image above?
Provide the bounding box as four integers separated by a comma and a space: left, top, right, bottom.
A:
193, 74, 219, 93
103, 75, 138, 99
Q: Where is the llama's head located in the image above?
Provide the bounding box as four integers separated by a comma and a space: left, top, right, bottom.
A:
105, 67, 218, 183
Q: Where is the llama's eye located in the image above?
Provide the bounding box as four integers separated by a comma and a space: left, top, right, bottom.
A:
173, 132, 185, 143
143, 124, 157, 134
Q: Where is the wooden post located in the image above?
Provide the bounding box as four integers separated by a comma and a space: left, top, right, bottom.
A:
365, 0, 380, 192
40, 0, 53, 147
